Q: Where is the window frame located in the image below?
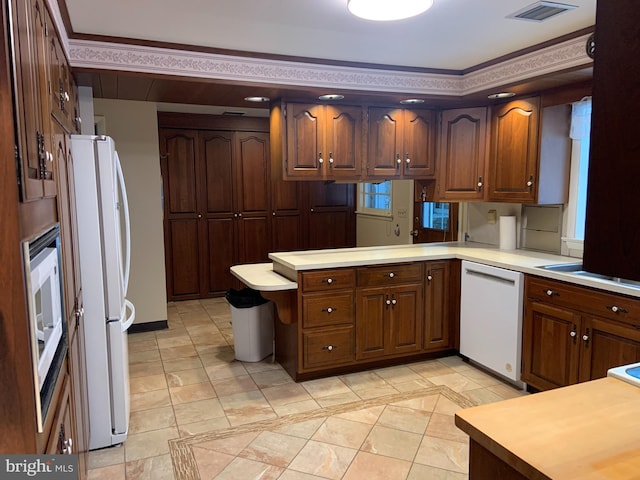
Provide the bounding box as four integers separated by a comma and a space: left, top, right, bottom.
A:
357, 181, 393, 218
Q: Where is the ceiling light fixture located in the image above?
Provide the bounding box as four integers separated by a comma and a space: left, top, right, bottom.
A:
487, 92, 516, 99
347, 0, 434, 21
400, 98, 425, 105
318, 94, 345, 101
244, 96, 270, 103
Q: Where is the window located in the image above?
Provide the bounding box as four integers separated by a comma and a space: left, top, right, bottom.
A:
563, 97, 591, 251
422, 202, 450, 231
358, 181, 392, 216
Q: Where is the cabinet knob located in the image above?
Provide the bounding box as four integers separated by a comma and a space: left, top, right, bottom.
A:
199, 214, 203, 218
477, 176, 483, 191
329, 152, 334, 167
318, 153, 324, 165
582, 334, 589, 341
321, 307, 336, 313
546, 289, 555, 296
324, 278, 333, 284
385, 297, 391, 306
569, 331, 576, 337
391, 298, 397, 305
64, 91, 70, 102
387, 272, 395, 278
527, 175, 534, 188
607, 305, 627, 314
427, 275, 432, 282
238, 213, 242, 217
322, 344, 335, 352
396, 154, 401, 166
405, 154, 410, 166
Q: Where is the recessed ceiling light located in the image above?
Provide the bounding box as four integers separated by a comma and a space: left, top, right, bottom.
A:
318, 94, 345, 101
348, 0, 434, 21
400, 98, 425, 105
487, 92, 516, 99
244, 96, 270, 103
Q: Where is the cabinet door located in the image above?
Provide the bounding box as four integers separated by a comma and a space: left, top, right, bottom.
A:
324, 105, 363, 179
403, 109, 436, 178
521, 301, 581, 390
388, 284, 423, 355
159, 130, 203, 300
578, 317, 640, 383
356, 287, 388, 360
286, 104, 325, 178
424, 261, 451, 351
437, 108, 488, 201
272, 180, 303, 252
305, 182, 356, 250
488, 98, 539, 202
367, 107, 403, 178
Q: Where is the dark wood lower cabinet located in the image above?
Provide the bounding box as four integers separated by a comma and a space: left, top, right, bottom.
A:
522, 275, 640, 391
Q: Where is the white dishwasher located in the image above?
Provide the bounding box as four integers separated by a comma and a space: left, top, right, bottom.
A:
460, 260, 524, 385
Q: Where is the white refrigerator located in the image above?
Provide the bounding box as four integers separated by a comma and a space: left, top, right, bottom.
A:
71, 135, 135, 450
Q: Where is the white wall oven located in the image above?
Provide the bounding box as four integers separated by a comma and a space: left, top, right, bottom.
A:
22, 224, 66, 432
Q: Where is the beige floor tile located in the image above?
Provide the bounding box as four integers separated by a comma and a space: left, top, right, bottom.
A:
215, 457, 284, 480
355, 384, 399, 400
129, 374, 167, 394
162, 356, 203, 373
423, 372, 482, 392
250, 368, 294, 389
414, 436, 469, 474
361, 425, 423, 462
87, 444, 125, 469
156, 335, 194, 349
487, 382, 528, 399
192, 332, 229, 347
434, 395, 465, 416
128, 349, 161, 364
335, 405, 385, 425
342, 451, 412, 480
315, 391, 361, 408
127, 338, 158, 353
392, 394, 439, 413
158, 344, 198, 361
169, 381, 217, 405
377, 404, 431, 434
425, 413, 468, 442
288, 440, 357, 480
87, 463, 126, 480
301, 376, 352, 399
186, 324, 222, 336
262, 383, 313, 407
129, 362, 165, 378
165, 367, 209, 388
177, 416, 231, 437
212, 374, 259, 397
436, 356, 468, 369
196, 431, 260, 455
129, 406, 176, 434
155, 327, 189, 340
460, 387, 504, 406
180, 312, 215, 327
205, 362, 248, 381
339, 371, 388, 391
128, 331, 158, 344
175, 300, 206, 313
242, 359, 282, 374
272, 398, 321, 417
273, 417, 326, 439
125, 454, 175, 480
238, 431, 307, 468
374, 365, 426, 385
129, 389, 171, 412
407, 463, 468, 480
218, 390, 277, 426
408, 361, 457, 378
393, 378, 436, 392
124, 427, 180, 462
173, 398, 226, 425
277, 470, 327, 480
192, 447, 235, 478
312, 416, 373, 449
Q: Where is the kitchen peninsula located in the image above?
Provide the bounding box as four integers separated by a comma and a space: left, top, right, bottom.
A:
232, 242, 640, 382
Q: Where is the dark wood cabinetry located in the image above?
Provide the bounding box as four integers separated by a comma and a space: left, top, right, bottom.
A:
284, 103, 364, 180
367, 107, 436, 179
522, 276, 640, 391
583, 1, 640, 281
159, 127, 271, 300
423, 261, 453, 351
437, 107, 488, 201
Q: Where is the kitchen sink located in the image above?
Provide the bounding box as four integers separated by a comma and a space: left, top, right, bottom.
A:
608, 362, 640, 387
536, 263, 640, 289
537, 262, 584, 273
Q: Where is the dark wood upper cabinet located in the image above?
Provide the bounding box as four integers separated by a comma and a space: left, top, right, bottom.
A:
367, 107, 436, 179
583, 0, 640, 281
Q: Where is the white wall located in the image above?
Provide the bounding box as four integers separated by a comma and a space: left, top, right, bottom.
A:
92, 99, 167, 325
356, 180, 414, 247
461, 202, 522, 247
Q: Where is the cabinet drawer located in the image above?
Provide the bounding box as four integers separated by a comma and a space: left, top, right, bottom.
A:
303, 293, 354, 329
301, 269, 355, 292
303, 326, 355, 369
357, 263, 423, 287
526, 276, 640, 327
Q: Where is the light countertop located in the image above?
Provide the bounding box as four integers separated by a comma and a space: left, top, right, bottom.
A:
230, 242, 640, 298
455, 377, 640, 479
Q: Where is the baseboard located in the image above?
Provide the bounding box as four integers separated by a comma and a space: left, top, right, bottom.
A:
127, 319, 168, 334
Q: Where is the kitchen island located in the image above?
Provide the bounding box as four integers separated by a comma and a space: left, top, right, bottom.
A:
454, 376, 640, 479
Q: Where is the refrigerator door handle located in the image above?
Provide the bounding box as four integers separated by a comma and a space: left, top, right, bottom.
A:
122, 299, 136, 332
115, 151, 131, 296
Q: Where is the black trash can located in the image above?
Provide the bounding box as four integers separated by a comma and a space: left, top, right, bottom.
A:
225, 288, 274, 362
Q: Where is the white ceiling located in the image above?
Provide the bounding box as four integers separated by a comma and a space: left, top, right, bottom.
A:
63, 0, 596, 71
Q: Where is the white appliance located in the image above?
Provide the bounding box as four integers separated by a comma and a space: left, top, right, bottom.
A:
460, 260, 524, 386
71, 135, 135, 450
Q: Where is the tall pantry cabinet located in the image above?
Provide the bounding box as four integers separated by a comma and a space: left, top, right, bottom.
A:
3, 0, 87, 475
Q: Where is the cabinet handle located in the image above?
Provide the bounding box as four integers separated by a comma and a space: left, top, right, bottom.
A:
318, 152, 324, 165
199, 214, 203, 218
607, 305, 628, 314
238, 213, 242, 217
477, 176, 483, 191
386, 272, 395, 278
63, 437, 73, 454
570, 324, 577, 344
527, 175, 534, 189
545, 289, 559, 297
323, 278, 334, 284
321, 307, 336, 313
582, 328, 590, 347
322, 345, 336, 352
427, 274, 432, 282
385, 295, 391, 306
329, 152, 334, 167
391, 295, 397, 306
396, 154, 401, 167
405, 154, 410, 166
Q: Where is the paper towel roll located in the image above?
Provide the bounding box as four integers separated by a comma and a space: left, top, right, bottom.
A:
499, 216, 517, 250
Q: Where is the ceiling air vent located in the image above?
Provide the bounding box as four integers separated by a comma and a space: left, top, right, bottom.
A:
507, 1, 577, 22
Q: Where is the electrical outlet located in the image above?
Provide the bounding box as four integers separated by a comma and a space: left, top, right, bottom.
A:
397, 208, 407, 218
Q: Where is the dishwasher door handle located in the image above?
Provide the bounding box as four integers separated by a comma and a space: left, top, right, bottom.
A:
465, 268, 516, 286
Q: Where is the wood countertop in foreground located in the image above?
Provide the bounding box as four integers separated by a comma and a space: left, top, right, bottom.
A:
455, 377, 640, 480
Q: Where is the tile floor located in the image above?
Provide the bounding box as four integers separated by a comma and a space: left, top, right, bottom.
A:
86, 298, 526, 480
